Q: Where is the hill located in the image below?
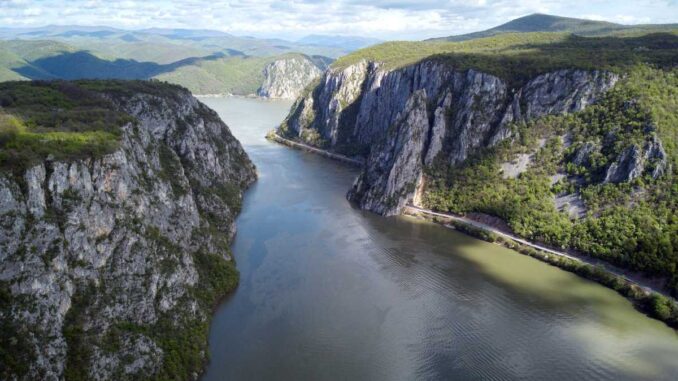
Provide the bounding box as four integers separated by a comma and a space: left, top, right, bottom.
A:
429, 13, 678, 42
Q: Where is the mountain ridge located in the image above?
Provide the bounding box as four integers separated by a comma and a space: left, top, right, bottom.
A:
429, 13, 678, 41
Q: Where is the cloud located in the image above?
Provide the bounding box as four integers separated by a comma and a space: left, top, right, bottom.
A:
0, 0, 676, 40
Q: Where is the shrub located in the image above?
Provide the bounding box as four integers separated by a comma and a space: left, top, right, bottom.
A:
649, 294, 673, 321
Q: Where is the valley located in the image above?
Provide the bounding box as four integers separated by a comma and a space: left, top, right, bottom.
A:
1, 7, 677, 381
199, 95, 678, 380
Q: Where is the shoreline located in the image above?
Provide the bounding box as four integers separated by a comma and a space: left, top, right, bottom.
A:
267, 132, 364, 166
269, 131, 678, 329
195, 94, 298, 101
403, 206, 678, 329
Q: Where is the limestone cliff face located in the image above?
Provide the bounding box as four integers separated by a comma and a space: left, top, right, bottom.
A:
0, 86, 255, 380
282, 60, 622, 215
257, 56, 324, 100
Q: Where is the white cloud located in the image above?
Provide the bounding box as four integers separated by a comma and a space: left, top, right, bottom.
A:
0, 0, 675, 40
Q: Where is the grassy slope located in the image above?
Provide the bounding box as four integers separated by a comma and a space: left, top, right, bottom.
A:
60, 39, 213, 64
153, 55, 274, 95
0, 48, 27, 82
0, 40, 75, 81
154, 52, 321, 95
430, 13, 678, 42
0, 80, 192, 172
333, 30, 678, 82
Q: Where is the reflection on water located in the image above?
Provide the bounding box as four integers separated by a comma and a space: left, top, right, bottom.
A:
199, 96, 678, 381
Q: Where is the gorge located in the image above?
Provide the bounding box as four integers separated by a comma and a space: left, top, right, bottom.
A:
199, 96, 678, 380
0, 9, 677, 381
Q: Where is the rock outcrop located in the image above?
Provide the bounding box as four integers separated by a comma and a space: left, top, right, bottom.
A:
257, 55, 325, 100
283, 60, 619, 215
604, 134, 668, 183
0, 84, 255, 380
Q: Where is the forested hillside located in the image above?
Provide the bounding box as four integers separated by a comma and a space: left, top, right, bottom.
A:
280, 27, 678, 297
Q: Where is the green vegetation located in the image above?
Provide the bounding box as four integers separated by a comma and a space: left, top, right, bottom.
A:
155, 52, 326, 95
158, 143, 188, 197
300, 128, 327, 148
333, 31, 677, 88
0, 282, 36, 379
144, 241, 239, 381
431, 13, 677, 42
423, 65, 678, 296
154, 55, 273, 95
139, 215, 241, 380
59, 220, 241, 380
0, 80, 194, 173
63, 282, 97, 381
0, 80, 132, 171
0, 77, 248, 378
412, 210, 678, 328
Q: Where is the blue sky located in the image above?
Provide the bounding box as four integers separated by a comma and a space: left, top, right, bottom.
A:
1, 0, 677, 40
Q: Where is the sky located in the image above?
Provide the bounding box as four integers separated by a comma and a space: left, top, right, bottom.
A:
1, 0, 677, 40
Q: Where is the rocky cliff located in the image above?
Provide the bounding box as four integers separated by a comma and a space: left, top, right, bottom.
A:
281, 60, 626, 215
257, 55, 324, 99
0, 81, 255, 380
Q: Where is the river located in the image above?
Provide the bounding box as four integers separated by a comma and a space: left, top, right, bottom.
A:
199, 96, 678, 381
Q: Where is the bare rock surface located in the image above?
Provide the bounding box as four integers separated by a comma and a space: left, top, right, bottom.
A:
284, 59, 619, 215
257, 55, 324, 100
0, 85, 255, 380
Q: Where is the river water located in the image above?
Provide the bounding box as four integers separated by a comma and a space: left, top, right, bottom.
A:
200, 97, 678, 381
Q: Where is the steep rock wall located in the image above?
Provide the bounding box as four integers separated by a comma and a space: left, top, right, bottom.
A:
283, 60, 619, 215
0, 86, 255, 380
257, 56, 323, 100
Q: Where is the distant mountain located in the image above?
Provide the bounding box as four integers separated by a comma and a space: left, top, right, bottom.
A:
429, 13, 678, 41
0, 38, 333, 96
0, 25, 354, 59
0, 25, 122, 39
0, 25, 357, 96
137, 28, 233, 39
297, 35, 382, 51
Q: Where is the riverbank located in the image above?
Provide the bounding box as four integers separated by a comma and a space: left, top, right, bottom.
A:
266, 132, 364, 166
269, 132, 678, 329
403, 206, 678, 329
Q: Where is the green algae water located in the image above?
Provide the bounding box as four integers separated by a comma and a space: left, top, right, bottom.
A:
199, 96, 678, 381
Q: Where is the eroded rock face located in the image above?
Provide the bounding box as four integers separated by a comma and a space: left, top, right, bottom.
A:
284, 60, 619, 215
605, 134, 668, 183
257, 56, 324, 100
347, 90, 429, 214
0, 87, 256, 380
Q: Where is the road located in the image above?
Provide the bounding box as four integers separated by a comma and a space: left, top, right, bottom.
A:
269, 133, 363, 166
404, 205, 669, 297
269, 131, 671, 299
